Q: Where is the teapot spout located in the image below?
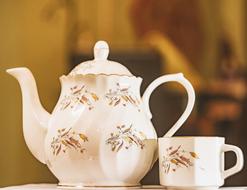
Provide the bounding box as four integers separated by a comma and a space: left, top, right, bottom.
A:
6, 67, 50, 164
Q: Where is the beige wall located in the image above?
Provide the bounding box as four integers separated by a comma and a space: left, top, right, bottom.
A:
0, 0, 67, 186
76, 0, 137, 49
218, 0, 246, 65
182, 0, 246, 78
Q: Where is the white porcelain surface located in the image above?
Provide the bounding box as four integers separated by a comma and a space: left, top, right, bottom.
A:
6, 41, 195, 187
1, 184, 247, 190
158, 137, 244, 189
69, 41, 133, 76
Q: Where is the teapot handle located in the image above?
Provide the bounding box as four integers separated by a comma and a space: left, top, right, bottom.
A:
142, 73, 195, 137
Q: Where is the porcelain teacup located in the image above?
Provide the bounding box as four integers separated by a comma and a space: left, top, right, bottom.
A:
158, 137, 244, 190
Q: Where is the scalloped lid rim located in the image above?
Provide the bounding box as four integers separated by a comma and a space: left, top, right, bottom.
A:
60, 73, 142, 82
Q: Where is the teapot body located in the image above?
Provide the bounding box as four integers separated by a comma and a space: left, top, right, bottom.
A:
7, 41, 195, 187
44, 74, 157, 186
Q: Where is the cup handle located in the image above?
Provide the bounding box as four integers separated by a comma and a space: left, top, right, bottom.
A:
142, 73, 195, 137
221, 144, 244, 179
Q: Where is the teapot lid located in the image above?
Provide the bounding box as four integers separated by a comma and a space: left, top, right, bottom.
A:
69, 41, 133, 76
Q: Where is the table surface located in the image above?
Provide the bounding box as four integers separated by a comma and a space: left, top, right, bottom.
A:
1, 184, 247, 190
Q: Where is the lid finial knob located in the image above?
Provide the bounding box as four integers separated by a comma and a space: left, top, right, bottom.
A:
94, 41, 109, 60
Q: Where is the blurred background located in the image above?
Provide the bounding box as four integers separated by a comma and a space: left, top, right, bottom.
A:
0, 0, 246, 187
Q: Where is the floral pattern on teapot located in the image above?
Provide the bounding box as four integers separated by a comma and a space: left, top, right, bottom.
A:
51, 127, 89, 156
60, 85, 99, 110
105, 83, 141, 110
106, 124, 146, 152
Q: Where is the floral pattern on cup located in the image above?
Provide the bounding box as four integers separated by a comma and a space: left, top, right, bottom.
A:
105, 83, 140, 110
51, 127, 88, 156
106, 124, 146, 152
162, 145, 200, 174
60, 85, 99, 110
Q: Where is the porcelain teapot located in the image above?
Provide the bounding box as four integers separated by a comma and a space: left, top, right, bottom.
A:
7, 41, 195, 187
